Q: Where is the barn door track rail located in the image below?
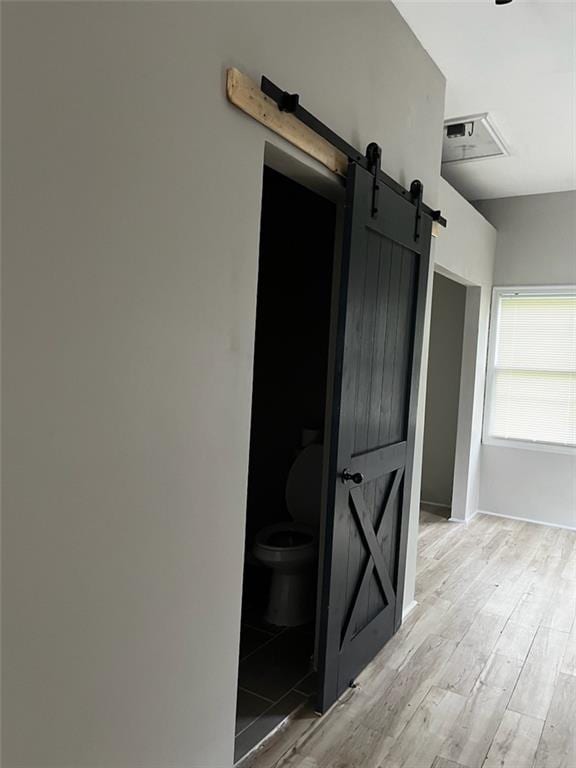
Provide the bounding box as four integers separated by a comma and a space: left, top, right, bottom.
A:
226, 68, 446, 235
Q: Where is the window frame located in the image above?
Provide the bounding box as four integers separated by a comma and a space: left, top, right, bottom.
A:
483, 285, 576, 455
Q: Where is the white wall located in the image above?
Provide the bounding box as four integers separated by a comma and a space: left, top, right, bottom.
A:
475, 192, 576, 529
435, 181, 496, 288
1, 3, 445, 766
402, 179, 496, 607
431, 180, 497, 521
421, 273, 466, 507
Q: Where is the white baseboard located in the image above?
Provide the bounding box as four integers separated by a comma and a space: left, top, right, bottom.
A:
402, 600, 418, 621
477, 509, 576, 532
448, 508, 479, 525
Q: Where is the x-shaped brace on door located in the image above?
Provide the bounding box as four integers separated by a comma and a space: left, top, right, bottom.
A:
340, 467, 405, 648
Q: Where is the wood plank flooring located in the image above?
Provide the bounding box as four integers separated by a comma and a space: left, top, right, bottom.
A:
240, 511, 576, 768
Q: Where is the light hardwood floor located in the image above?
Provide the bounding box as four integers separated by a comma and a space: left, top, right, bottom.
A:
241, 511, 576, 768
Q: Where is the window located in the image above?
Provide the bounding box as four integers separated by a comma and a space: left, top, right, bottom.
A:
484, 287, 576, 452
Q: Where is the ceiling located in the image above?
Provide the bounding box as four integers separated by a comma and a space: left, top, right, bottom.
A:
392, 0, 576, 200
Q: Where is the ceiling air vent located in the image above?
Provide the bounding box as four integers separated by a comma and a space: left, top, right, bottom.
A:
442, 113, 509, 165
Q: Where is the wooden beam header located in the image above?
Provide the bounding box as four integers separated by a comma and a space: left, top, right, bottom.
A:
226, 67, 442, 237
226, 68, 348, 177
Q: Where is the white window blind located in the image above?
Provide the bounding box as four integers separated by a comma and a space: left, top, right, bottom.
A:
485, 289, 576, 450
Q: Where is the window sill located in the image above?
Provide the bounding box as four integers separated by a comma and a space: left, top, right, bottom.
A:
482, 436, 576, 456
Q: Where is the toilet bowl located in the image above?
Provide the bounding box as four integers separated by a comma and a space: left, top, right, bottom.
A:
253, 523, 316, 626
253, 443, 322, 627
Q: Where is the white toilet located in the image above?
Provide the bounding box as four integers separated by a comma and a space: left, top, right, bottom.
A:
253, 442, 323, 627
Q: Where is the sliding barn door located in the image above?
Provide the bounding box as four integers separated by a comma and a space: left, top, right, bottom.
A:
317, 161, 432, 711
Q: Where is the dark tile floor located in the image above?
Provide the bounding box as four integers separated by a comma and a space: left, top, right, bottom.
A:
234, 622, 316, 764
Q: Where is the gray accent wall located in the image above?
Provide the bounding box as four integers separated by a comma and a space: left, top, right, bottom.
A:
421, 273, 466, 507
475, 192, 576, 529
1, 3, 445, 766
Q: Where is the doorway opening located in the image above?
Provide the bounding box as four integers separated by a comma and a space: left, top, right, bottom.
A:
235, 165, 337, 763
420, 271, 466, 521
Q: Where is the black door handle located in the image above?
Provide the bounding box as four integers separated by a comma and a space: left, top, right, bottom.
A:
341, 469, 364, 485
